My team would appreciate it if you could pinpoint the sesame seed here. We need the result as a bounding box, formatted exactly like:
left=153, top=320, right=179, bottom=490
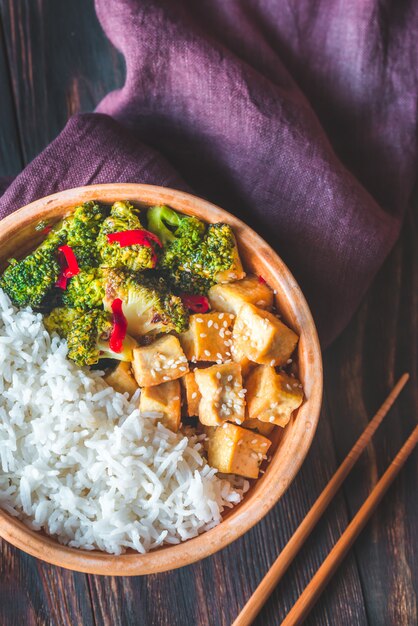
left=270, top=359, right=276, bottom=367
left=214, top=322, right=219, bottom=329
left=173, top=396, right=180, bottom=401
left=261, top=442, right=268, bottom=447
left=207, top=320, right=213, bottom=328
left=200, top=333, right=207, bottom=338
left=251, top=439, right=258, bottom=444
left=225, top=351, right=231, bottom=357
left=204, top=350, right=211, bottom=357
left=287, top=358, right=293, bottom=364
left=163, top=376, right=171, bottom=381
left=160, top=354, right=166, bottom=360
left=179, top=366, right=187, bottom=372
left=235, top=419, right=243, bottom=424
left=223, top=320, right=228, bottom=328
left=251, top=452, right=259, bottom=460
left=219, top=313, right=224, bottom=319
left=227, top=375, right=233, bottom=382
left=191, top=392, right=198, bottom=399
left=216, top=359, right=223, bottom=365
left=229, top=314, right=234, bottom=319
left=196, top=318, right=203, bottom=323
left=222, top=423, right=228, bottom=429
left=221, top=403, right=227, bottom=411
left=269, top=416, right=275, bottom=422
left=286, top=384, right=292, bottom=390
left=237, top=439, right=243, bottom=445
left=225, top=330, right=232, bottom=336
left=151, top=369, right=156, bottom=378
left=216, top=352, right=223, bottom=360
left=216, top=372, right=221, bottom=380
left=219, top=328, right=225, bottom=338
left=273, top=289, right=278, bottom=295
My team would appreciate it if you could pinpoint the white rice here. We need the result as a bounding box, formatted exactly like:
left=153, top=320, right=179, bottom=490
left=0, top=289, right=248, bottom=554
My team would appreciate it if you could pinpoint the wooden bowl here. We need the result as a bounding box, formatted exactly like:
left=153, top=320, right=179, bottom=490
left=0, top=184, right=322, bottom=575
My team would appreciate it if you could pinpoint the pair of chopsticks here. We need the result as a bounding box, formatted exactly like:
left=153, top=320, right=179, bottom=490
left=233, top=373, right=415, bottom=626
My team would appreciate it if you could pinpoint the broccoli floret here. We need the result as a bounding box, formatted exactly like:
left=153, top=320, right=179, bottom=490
left=197, top=223, right=245, bottom=283
left=44, top=307, right=136, bottom=366
left=162, top=267, right=213, bottom=295
left=147, top=205, right=244, bottom=288
left=43, top=306, right=81, bottom=338
left=103, top=268, right=189, bottom=337
left=0, top=237, right=62, bottom=308
left=62, top=267, right=105, bottom=310
left=147, top=205, right=206, bottom=247
left=0, top=202, right=107, bottom=308
left=97, top=201, right=156, bottom=271
left=61, top=201, right=106, bottom=268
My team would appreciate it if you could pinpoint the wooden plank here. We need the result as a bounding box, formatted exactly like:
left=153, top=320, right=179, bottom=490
left=0, top=13, right=22, bottom=177
left=0, top=542, right=95, bottom=626
left=324, top=202, right=418, bottom=626
left=0, top=0, right=125, bottom=164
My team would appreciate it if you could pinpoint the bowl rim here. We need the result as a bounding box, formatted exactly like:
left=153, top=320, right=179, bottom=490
left=0, top=183, right=323, bottom=575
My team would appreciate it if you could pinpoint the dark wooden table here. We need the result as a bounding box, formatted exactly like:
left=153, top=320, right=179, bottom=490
left=0, top=2, right=416, bottom=625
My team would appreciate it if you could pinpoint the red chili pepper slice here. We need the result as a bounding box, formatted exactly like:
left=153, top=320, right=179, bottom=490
left=258, top=275, right=266, bottom=284
left=55, top=245, right=80, bottom=289
left=107, top=229, right=162, bottom=268
left=106, top=229, right=162, bottom=248
left=42, top=226, right=52, bottom=235
left=181, top=294, right=210, bottom=313
left=109, top=298, right=128, bottom=353
left=55, top=274, right=69, bottom=290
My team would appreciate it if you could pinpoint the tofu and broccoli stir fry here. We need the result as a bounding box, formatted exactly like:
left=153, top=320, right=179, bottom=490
left=0, top=200, right=304, bottom=480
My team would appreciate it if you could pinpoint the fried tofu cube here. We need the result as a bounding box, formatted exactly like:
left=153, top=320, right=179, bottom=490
left=139, top=380, right=181, bottom=432
left=246, top=366, right=303, bottom=427
left=208, top=275, right=274, bottom=315
left=181, top=371, right=201, bottom=416
left=233, top=303, right=298, bottom=366
left=179, top=312, right=235, bottom=362
left=241, top=418, right=275, bottom=436
left=104, top=362, right=139, bottom=397
left=132, top=335, right=189, bottom=387
left=194, top=362, right=245, bottom=426
left=207, top=422, right=271, bottom=479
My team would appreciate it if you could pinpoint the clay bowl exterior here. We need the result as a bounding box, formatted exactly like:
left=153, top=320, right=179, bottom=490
left=0, top=184, right=322, bottom=575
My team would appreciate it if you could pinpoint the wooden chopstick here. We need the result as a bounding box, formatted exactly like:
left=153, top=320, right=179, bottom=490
left=282, top=423, right=418, bottom=626
left=232, top=373, right=409, bottom=626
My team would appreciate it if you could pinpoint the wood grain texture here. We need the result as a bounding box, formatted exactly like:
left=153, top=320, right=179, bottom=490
left=0, top=12, right=22, bottom=177
left=0, top=0, right=125, bottom=164
left=0, top=0, right=417, bottom=624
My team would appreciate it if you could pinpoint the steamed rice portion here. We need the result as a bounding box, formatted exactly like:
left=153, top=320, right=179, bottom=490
left=0, top=289, right=248, bottom=554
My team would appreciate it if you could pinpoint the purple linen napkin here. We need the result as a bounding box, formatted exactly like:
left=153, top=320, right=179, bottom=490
left=1, top=0, right=417, bottom=346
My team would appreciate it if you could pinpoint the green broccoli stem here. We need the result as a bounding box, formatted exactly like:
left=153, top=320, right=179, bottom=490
left=147, top=205, right=181, bottom=245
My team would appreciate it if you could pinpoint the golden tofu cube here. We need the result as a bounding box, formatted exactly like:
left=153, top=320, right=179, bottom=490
left=207, top=422, right=271, bottom=479
left=139, top=380, right=181, bottom=432
left=241, top=418, right=275, bottom=436
left=104, top=362, right=139, bottom=397
left=194, top=362, right=245, bottom=426
left=181, top=371, right=201, bottom=416
left=179, top=312, right=235, bottom=362
left=232, top=303, right=298, bottom=366
left=208, top=275, right=273, bottom=315
left=246, top=366, right=303, bottom=427
left=132, top=335, right=189, bottom=387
